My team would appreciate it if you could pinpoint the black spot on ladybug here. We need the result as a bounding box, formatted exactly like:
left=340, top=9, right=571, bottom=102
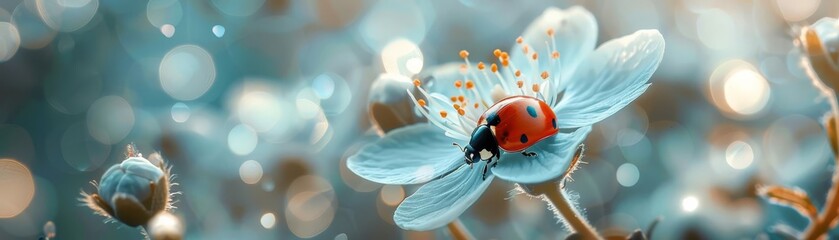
left=552, top=118, right=556, bottom=129
left=526, top=106, right=537, bottom=118
left=520, top=134, right=528, bottom=143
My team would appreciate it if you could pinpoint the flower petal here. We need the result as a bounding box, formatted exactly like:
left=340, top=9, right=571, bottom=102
left=553, top=30, right=664, bottom=129
left=491, top=126, right=591, bottom=184
left=394, top=163, right=493, bottom=230
left=509, top=6, right=598, bottom=83
left=347, top=124, right=465, bottom=185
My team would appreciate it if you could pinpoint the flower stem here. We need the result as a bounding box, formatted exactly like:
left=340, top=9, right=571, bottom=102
left=447, top=219, right=475, bottom=240
left=800, top=50, right=839, bottom=240
left=539, top=183, right=601, bottom=240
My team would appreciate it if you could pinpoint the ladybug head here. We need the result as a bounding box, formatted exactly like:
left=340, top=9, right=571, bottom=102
left=454, top=125, right=499, bottom=165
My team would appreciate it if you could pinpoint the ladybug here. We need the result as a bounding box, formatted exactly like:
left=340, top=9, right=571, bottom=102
left=453, top=96, right=559, bottom=179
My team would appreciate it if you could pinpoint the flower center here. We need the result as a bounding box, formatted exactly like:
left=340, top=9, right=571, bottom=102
left=406, top=28, right=563, bottom=140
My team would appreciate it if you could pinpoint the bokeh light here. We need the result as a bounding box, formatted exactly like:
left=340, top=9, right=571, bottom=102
left=160, top=24, right=174, bottom=38
left=681, top=195, right=699, bottom=213
left=239, top=160, right=263, bottom=185
left=260, top=212, right=276, bottom=229
left=159, top=45, right=216, bottom=100
left=0, top=22, right=20, bottom=62
left=379, top=185, right=405, bottom=206
left=0, top=159, right=34, bottom=218
left=170, top=102, right=190, bottom=123
left=146, top=0, right=182, bottom=28
left=228, top=124, right=258, bottom=156
left=724, top=140, right=754, bottom=170
left=212, top=25, right=225, bottom=38
left=34, top=0, right=99, bottom=32
left=86, top=96, right=135, bottom=145
left=616, top=163, right=640, bottom=187
left=709, top=60, right=771, bottom=118
left=776, top=0, right=820, bottom=22
left=381, top=39, right=423, bottom=76
left=285, top=175, right=336, bottom=239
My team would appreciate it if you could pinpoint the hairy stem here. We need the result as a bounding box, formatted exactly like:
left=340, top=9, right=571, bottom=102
left=801, top=49, right=839, bottom=240
left=447, top=219, right=475, bottom=240
left=141, top=224, right=151, bottom=240
left=540, top=184, right=601, bottom=240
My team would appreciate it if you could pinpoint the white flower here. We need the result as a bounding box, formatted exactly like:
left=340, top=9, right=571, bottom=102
left=349, top=6, right=665, bottom=230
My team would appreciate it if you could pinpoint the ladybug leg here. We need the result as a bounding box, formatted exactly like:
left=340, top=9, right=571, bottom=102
left=490, top=149, right=501, bottom=168
left=522, top=151, right=538, bottom=157
left=482, top=162, right=492, bottom=180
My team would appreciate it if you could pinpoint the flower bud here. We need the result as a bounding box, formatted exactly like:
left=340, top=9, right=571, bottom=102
left=368, top=74, right=423, bottom=136
left=82, top=145, right=172, bottom=227
left=801, top=18, right=839, bottom=90
left=42, top=221, right=55, bottom=239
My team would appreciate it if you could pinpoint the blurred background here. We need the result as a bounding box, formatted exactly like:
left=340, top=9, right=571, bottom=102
left=0, top=0, right=837, bottom=239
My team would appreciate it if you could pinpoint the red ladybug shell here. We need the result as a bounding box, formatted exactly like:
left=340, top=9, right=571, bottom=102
left=478, top=96, right=559, bottom=152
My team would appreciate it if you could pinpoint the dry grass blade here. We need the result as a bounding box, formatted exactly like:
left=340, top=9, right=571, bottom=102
left=825, top=114, right=839, bottom=156
left=758, top=185, right=818, bottom=222
left=801, top=27, right=839, bottom=90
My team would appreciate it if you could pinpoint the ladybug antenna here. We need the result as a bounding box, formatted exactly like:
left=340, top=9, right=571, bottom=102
left=452, top=143, right=466, bottom=152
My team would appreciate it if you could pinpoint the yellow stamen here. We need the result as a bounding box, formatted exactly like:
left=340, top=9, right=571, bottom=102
left=453, top=104, right=461, bottom=110
left=517, top=80, right=524, bottom=88
left=493, top=49, right=501, bottom=57
left=477, top=62, right=485, bottom=70
left=451, top=96, right=458, bottom=102
left=457, top=108, right=466, bottom=116
left=465, top=80, right=475, bottom=89
left=523, top=46, right=529, bottom=54
left=474, top=103, right=479, bottom=109
left=454, top=80, right=463, bottom=88
left=516, top=36, right=523, bottom=44
left=532, top=84, right=540, bottom=92
left=459, top=50, right=469, bottom=59
left=502, top=59, right=509, bottom=67
left=541, top=71, right=549, bottom=80
left=500, top=52, right=509, bottom=60
left=440, top=111, right=448, bottom=118
left=490, top=63, right=498, bottom=73
left=413, top=79, right=421, bottom=87
left=547, top=28, right=555, bottom=37
left=552, top=51, right=560, bottom=59
left=531, top=53, right=538, bottom=60
left=515, top=70, right=521, bottom=77
left=458, top=95, right=465, bottom=102
left=417, top=99, right=426, bottom=107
